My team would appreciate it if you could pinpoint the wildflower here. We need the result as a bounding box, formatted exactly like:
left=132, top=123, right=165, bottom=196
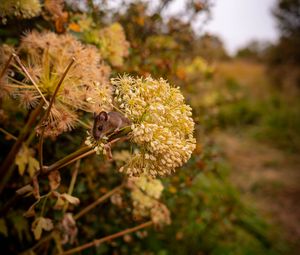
left=98, top=23, right=130, bottom=67
left=111, top=75, right=196, bottom=177
left=128, top=176, right=170, bottom=227
left=71, top=18, right=130, bottom=67
left=0, top=0, right=41, bottom=23
left=85, top=132, right=106, bottom=155
left=7, top=31, right=112, bottom=137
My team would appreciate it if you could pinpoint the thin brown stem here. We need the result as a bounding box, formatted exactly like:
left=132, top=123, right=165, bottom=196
left=74, top=184, right=124, bottom=220
left=58, top=150, right=95, bottom=170
left=38, top=58, right=75, bottom=171
left=63, top=160, right=80, bottom=213
left=0, top=53, right=13, bottom=80
left=60, top=221, right=153, bottom=255
left=20, top=232, right=54, bottom=255
left=42, top=146, right=93, bottom=175
left=0, top=128, right=17, bottom=140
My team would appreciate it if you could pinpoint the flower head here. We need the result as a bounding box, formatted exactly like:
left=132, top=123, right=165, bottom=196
left=128, top=176, right=170, bottom=226
left=7, top=31, right=112, bottom=137
left=113, top=75, right=196, bottom=177
left=0, top=0, right=41, bottom=23
left=98, top=23, right=130, bottom=67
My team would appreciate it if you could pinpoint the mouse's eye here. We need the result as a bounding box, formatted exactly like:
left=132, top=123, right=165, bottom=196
left=98, top=126, right=103, bottom=131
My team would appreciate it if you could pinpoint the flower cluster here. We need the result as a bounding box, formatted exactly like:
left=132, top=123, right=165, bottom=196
left=70, top=17, right=130, bottom=68
left=113, top=75, right=196, bottom=177
left=98, top=23, right=130, bottom=67
left=7, top=31, right=112, bottom=137
left=128, top=176, right=171, bottom=227
left=0, top=0, right=41, bottom=23
left=85, top=132, right=107, bottom=155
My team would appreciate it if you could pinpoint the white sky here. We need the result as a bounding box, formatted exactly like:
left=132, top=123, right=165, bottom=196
left=202, top=0, right=279, bottom=54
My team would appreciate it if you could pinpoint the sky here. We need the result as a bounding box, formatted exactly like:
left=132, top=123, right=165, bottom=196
left=202, top=0, right=279, bottom=54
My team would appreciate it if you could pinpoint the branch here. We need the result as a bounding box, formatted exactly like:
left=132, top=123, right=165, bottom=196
left=74, top=184, right=124, bottom=220
left=38, top=57, right=76, bottom=171
left=0, top=53, right=13, bottom=80
left=60, top=221, right=153, bottom=255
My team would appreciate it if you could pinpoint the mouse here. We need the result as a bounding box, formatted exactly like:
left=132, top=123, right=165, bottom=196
left=92, top=111, right=131, bottom=141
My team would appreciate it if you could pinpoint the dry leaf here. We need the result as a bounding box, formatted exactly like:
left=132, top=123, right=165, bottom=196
left=54, top=196, right=65, bottom=210
left=24, top=205, right=36, bottom=218
left=60, top=193, right=80, bottom=205
left=48, top=170, right=61, bottom=190
left=31, top=217, right=53, bottom=240
left=15, top=144, right=39, bottom=177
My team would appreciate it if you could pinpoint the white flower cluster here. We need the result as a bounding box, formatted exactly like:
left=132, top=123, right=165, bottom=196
left=128, top=176, right=170, bottom=226
left=85, top=132, right=107, bottom=155
left=112, top=75, right=196, bottom=177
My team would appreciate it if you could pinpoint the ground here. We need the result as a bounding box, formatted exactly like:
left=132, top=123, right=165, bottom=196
left=215, top=131, right=300, bottom=254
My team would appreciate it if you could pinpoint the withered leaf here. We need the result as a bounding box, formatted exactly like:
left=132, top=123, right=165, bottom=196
left=15, top=144, right=39, bottom=177
left=48, top=170, right=61, bottom=190
left=60, top=193, right=80, bottom=205
left=31, top=217, right=53, bottom=240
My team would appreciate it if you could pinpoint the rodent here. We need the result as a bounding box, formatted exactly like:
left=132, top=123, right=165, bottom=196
left=92, top=111, right=131, bottom=140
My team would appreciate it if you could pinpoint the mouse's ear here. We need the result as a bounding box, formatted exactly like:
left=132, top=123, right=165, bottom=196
left=99, top=111, right=108, bottom=121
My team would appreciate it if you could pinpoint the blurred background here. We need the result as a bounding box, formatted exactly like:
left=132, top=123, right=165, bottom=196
left=0, top=0, right=299, bottom=254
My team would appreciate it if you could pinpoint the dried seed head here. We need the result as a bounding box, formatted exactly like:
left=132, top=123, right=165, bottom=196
left=7, top=31, right=113, bottom=136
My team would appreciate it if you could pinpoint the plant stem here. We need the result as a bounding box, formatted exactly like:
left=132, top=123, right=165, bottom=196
left=42, top=146, right=93, bottom=175
left=74, top=184, right=124, bottom=220
left=63, top=160, right=80, bottom=213
left=20, top=232, right=54, bottom=255
left=0, top=100, right=44, bottom=194
left=0, top=53, right=13, bottom=80
left=0, top=128, right=17, bottom=140
left=60, top=221, right=153, bottom=255
left=38, top=58, right=75, bottom=171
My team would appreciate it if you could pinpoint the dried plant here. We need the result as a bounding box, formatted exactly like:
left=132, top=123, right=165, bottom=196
left=7, top=31, right=112, bottom=136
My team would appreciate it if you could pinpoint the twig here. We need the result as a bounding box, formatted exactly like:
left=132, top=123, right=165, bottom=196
left=42, top=146, right=93, bottom=175
left=20, top=232, right=54, bottom=255
left=12, top=53, right=49, bottom=106
left=74, top=184, right=124, bottom=220
left=60, top=221, right=153, bottom=255
left=0, top=128, right=17, bottom=140
left=0, top=53, right=13, bottom=80
left=38, top=58, right=75, bottom=171
left=63, top=160, right=80, bottom=213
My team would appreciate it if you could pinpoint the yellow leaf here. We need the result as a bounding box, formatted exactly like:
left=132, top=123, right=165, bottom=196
left=28, top=157, right=39, bottom=177
left=48, top=170, right=61, bottom=190
left=15, top=145, right=29, bottom=176
left=0, top=218, right=8, bottom=237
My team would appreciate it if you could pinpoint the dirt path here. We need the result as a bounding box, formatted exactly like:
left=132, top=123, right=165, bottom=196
left=215, top=132, right=300, bottom=253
